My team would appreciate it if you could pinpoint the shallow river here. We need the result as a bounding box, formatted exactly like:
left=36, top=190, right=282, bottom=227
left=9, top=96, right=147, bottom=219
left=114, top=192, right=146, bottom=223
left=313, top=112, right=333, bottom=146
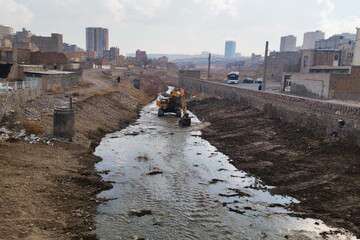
left=95, top=101, right=357, bottom=240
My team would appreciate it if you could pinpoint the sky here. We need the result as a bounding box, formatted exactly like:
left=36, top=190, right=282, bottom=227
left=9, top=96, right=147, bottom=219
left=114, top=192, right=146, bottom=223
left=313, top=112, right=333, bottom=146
left=1, top=0, right=360, bottom=55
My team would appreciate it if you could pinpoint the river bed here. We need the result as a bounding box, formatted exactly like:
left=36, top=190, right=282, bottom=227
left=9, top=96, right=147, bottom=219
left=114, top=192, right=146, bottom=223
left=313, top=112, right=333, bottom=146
left=95, top=101, right=357, bottom=240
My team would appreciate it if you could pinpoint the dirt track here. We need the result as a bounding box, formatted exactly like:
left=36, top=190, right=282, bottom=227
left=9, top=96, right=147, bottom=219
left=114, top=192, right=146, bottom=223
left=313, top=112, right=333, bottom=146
left=190, top=97, right=360, bottom=237
left=0, top=69, right=166, bottom=239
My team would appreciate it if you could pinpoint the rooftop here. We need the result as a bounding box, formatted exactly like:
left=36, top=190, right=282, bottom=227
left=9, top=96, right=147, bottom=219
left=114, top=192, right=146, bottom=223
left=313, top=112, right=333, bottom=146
left=24, top=70, right=74, bottom=75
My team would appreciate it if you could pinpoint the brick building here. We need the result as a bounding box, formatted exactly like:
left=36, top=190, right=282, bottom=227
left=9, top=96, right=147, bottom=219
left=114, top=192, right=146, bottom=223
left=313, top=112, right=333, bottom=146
left=31, top=33, right=63, bottom=53
left=300, top=49, right=343, bottom=73
left=284, top=66, right=360, bottom=101
left=12, top=28, right=35, bottom=50
left=65, top=52, right=87, bottom=63
left=30, top=52, right=68, bottom=69
left=136, top=49, right=148, bottom=64
left=0, top=48, right=31, bottom=64
left=104, top=47, right=120, bottom=62
left=267, top=51, right=301, bottom=81
left=0, top=25, right=13, bottom=42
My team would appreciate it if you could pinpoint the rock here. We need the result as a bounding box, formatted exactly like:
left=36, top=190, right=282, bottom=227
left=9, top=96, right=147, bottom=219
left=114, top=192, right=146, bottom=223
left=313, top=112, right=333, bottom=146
left=137, top=155, right=149, bottom=161
left=219, top=188, right=250, bottom=198
left=146, top=167, right=163, bottom=176
left=124, top=132, right=139, bottom=136
left=268, top=203, right=284, bottom=208
left=227, top=188, right=251, bottom=197
left=133, top=236, right=146, bottom=240
left=81, top=230, right=97, bottom=240
left=219, top=193, right=242, bottom=198
left=228, top=208, right=245, bottom=215
left=129, top=209, right=153, bottom=217
left=218, top=168, right=228, bottom=172
left=209, top=178, right=225, bottom=184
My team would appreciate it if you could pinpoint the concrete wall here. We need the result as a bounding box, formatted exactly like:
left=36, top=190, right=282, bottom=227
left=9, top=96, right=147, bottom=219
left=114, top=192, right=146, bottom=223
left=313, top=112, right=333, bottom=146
left=179, top=76, right=360, bottom=145
left=0, top=73, right=79, bottom=120
left=41, top=73, right=80, bottom=92
left=0, top=80, right=42, bottom=119
left=289, top=73, right=331, bottom=98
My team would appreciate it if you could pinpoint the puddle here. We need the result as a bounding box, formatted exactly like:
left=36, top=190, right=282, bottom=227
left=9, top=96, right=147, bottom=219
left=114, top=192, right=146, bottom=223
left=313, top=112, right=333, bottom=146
left=95, top=101, right=357, bottom=240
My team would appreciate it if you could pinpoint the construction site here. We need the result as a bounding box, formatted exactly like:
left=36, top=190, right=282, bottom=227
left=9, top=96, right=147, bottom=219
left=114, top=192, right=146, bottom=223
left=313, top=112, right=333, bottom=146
left=2, top=9, right=360, bottom=239
left=1, top=63, right=360, bottom=240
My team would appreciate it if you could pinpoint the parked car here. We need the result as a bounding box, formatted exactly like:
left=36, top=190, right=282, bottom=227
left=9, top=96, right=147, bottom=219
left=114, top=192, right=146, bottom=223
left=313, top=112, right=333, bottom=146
left=242, top=77, right=254, bottom=84
left=0, top=84, right=14, bottom=93
left=225, top=72, right=240, bottom=84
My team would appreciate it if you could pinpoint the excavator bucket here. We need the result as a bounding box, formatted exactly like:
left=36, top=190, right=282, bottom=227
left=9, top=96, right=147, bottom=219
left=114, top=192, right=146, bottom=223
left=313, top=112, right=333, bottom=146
left=179, top=114, right=191, bottom=127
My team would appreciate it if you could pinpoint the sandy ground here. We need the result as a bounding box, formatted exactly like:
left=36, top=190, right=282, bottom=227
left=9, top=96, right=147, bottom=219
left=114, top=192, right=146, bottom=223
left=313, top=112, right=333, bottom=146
left=189, top=97, right=360, bottom=238
left=0, top=69, right=168, bottom=239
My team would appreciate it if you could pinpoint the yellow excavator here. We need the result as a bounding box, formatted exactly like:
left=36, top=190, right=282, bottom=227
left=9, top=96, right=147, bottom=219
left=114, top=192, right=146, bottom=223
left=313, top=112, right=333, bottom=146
left=156, top=88, right=191, bottom=127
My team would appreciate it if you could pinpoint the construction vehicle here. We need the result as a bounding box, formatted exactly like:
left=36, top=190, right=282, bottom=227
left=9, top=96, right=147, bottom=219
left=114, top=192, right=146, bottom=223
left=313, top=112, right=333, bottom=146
left=156, top=88, right=191, bottom=127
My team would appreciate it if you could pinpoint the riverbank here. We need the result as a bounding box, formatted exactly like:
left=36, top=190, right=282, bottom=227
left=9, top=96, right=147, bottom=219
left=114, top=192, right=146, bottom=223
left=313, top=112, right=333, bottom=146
left=0, top=70, right=165, bottom=239
left=189, top=97, right=360, bottom=238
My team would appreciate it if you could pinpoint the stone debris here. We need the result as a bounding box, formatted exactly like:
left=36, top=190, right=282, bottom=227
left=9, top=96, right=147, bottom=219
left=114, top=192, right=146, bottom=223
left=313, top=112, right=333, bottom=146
left=209, top=178, right=226, bottom=184
left=146, top=167, right=163, bottom=176
left=218, top=168, right=228, bottom=172
left=137, top=155, right=150, bottom=161
left=228, top=208, right=245, bottom=215
left=227, top=188, right=251, bottom=197
left=0, top=127, right=53, bottom=145
left=129, top=209, right=153, bottom=217
left=124, top=132, right=140, bottom=136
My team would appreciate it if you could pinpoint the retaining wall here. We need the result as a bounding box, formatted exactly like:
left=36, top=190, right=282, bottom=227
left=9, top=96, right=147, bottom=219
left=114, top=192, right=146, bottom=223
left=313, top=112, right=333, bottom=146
left=179, top=77, right=360, bottom=144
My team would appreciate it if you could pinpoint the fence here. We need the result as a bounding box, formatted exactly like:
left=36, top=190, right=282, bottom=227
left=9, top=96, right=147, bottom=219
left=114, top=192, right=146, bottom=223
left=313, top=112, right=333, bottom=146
left=0, top=79, right=43, bottom=120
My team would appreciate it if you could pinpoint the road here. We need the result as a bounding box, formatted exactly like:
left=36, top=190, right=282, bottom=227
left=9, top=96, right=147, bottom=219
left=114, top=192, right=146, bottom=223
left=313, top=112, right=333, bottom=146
left=215, top=80, right=360, bottom=108
left=95, top=101, right=357, bottom=240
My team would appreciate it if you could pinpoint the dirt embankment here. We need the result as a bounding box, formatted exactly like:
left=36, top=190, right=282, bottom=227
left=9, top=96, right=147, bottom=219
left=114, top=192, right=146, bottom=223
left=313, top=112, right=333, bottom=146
left=190, top=97, right=360, bottom=237
left=0, top=69, right=166, bottom=240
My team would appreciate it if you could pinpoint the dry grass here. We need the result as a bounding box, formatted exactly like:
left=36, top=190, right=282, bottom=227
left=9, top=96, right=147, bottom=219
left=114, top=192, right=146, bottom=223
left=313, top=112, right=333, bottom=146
left=22, top=119, right=45, bottom=135
left=48, top=84, right=63, bottom=94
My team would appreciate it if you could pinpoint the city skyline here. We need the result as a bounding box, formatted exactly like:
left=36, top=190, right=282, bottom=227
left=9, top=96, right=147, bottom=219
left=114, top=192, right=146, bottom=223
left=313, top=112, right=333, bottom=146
left=1, top=0, right=360, bottom=55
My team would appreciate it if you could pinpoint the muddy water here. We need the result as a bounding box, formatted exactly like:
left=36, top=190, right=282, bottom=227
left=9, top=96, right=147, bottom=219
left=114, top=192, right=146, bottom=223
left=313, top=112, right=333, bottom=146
left=95, top=102, right=357, bottom=240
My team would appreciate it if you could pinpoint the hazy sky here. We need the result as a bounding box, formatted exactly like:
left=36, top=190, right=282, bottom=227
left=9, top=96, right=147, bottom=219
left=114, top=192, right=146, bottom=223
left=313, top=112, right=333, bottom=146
left=1, top=0, right=360, bottom=55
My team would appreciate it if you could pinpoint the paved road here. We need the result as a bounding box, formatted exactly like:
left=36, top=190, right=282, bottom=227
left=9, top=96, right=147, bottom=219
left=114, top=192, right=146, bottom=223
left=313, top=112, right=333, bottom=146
left=212, top=80, right=360, bottom=108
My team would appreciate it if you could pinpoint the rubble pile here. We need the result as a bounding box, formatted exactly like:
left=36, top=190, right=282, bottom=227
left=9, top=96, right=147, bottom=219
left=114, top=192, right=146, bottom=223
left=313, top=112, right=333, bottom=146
left=0, top=127, right=53, bottom=145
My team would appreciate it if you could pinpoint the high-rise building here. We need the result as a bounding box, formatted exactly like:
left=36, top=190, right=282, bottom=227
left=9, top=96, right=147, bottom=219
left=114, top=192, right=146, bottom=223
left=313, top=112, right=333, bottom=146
left=280, top=35, right=297, bottom=52
left=353, top=28, right=360, bottom=66
left=136, top=49, right=148, bottom=63
left=104, top=47, right=120, bottom=62
left=225, top=41, right=236, bottom=58
left=13, top=28, right=34, bottom=50
left=315, top=33, right=356, bottom=50
left=0, top=25, right=13, bottom=40
left=86, top=27, right=109, bottom=58
left=302, top=31, right=325, bottom=49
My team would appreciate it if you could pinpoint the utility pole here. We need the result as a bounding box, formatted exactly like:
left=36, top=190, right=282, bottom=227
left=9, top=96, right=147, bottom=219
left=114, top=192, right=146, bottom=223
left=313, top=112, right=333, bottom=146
left=208, top=53, right=212, bottom=80
left=263, top=41, right=269, bottom=91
